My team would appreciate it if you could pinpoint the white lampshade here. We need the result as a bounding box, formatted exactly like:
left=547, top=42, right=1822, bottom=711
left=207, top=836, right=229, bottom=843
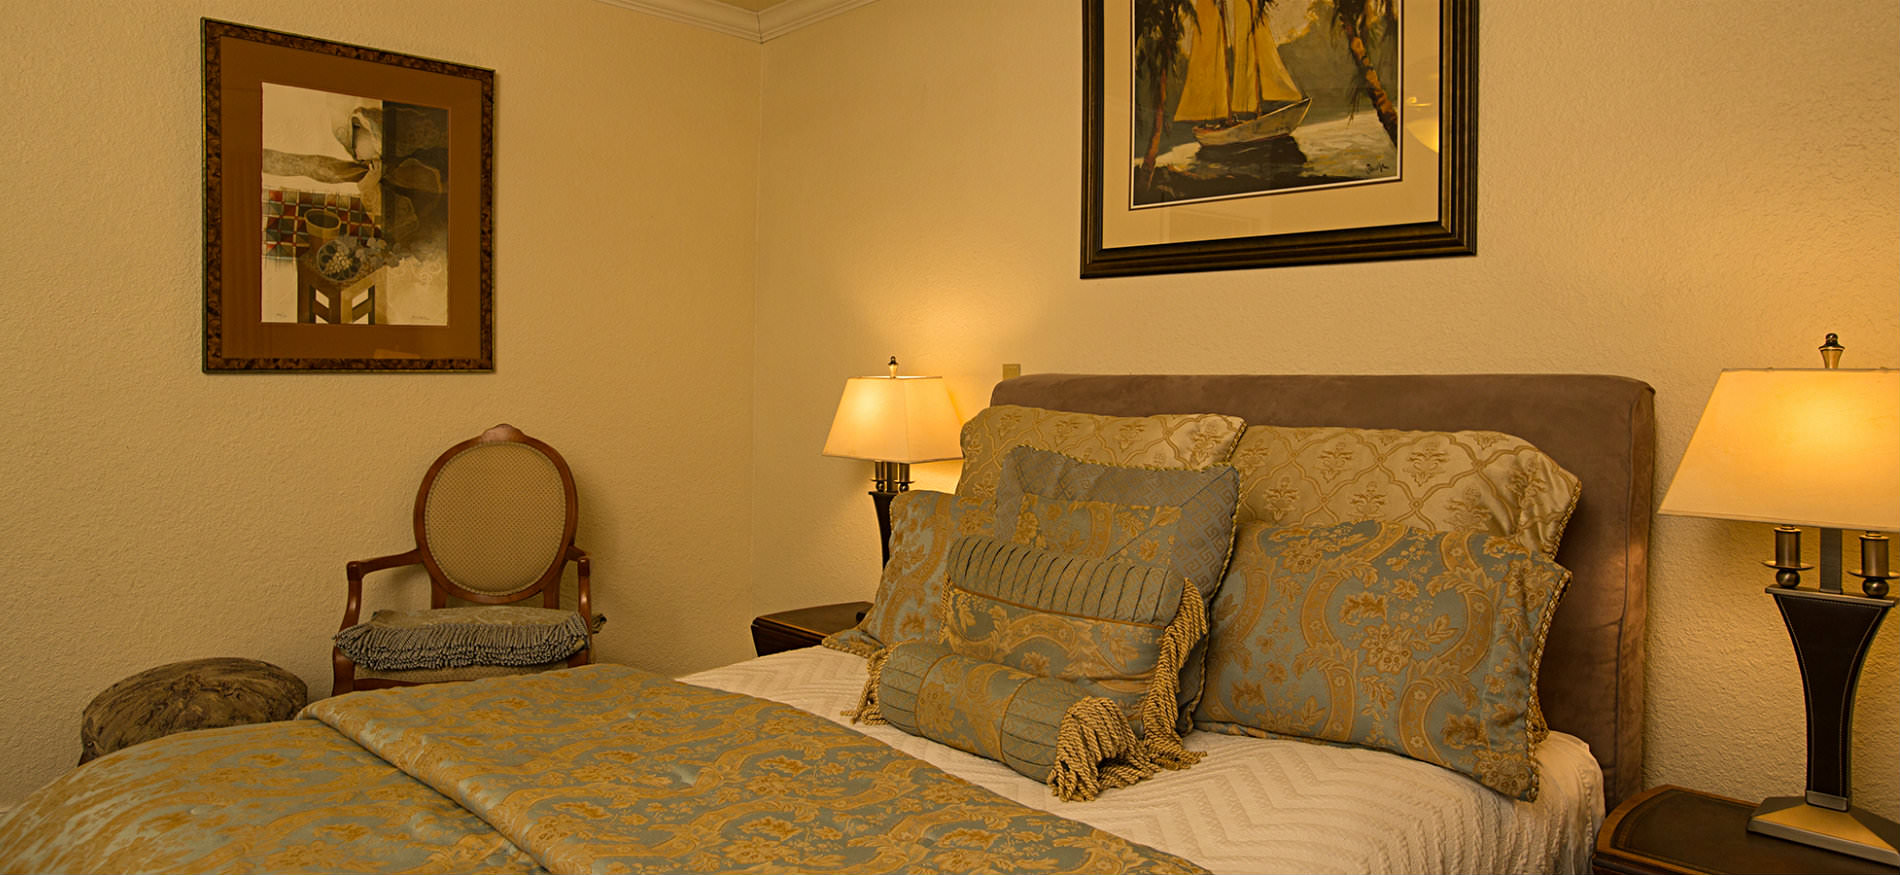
left=821, top=373, right=962, bottom=464
left=1660, top=368, right=1900, bottom=531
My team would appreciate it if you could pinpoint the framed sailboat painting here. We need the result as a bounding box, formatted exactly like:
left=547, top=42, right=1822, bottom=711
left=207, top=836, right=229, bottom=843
left=1082, top=0, right=1475, bottom=277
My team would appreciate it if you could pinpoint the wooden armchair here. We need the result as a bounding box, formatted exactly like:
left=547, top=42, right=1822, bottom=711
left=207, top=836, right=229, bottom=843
left=331, top=424, right=594, bottom=696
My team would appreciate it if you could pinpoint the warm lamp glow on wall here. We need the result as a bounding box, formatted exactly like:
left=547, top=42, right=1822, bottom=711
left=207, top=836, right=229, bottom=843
left=1659, top=334, right=1900, bottom=864
left=822, top=357, right=962, bottom=564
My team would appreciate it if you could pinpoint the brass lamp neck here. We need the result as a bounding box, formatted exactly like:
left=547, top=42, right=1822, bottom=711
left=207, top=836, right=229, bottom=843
left=872, top=460, right=911, bottom=494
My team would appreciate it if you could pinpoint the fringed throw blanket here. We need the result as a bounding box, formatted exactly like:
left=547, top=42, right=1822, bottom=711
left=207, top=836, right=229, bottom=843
left=0, top=665, right=1204, bottom=874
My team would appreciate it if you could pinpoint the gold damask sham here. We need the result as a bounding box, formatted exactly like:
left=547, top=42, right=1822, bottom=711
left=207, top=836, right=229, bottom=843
left=1193, top=520, right=1571, bottom=800
left=956, top=405, right=1245, bottom=508
left=0, top=666, right=1206, bottom=874
left=824, top=490, right=983, bottom=656
left=875, top=641, right=1167, bottom=801
left=1227, top=426, right=1581, bottom=558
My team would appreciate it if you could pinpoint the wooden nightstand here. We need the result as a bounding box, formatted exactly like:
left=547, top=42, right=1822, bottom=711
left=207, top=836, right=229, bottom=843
left=751, top=601, right=872, bottom=657
left=1595, top=785, right=1900, bottom=874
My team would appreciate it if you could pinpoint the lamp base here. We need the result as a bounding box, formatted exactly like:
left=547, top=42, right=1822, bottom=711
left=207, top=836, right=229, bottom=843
left=1750, top=796, right=1900, bottom=866
left=869, top=489, right=899, bottom=566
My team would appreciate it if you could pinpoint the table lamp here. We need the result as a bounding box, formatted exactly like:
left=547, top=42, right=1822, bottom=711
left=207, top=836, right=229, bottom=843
left=1659, top=333, right=1900, bottom=865
left=822, top=357, right=962, bottom=564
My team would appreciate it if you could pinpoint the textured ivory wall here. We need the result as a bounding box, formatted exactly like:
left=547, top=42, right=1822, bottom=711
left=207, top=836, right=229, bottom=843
left=753, top=0, right=1900, bottom=815
left=0, top=0, right=761, bottom=804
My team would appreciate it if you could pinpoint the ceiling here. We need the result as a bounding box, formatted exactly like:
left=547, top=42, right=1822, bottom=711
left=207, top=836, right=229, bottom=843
left=594, top=0, right=876, bottom=42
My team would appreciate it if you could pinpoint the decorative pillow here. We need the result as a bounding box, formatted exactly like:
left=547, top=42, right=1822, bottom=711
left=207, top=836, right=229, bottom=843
left=1193, top=519, right=1571, bottom=800
left=334, top=606, right=588, bottom=671
left=824, top=490, right=984, bottom=656
left=936, top=534, right=1204, bottom=765
left=1227, top=425, right=1581, bottom=558
left=955, top=405, right=1246, bottom=510
left=868, top=641, right=1165, bottom=801
left=992, top=446, right=1239, bottom=726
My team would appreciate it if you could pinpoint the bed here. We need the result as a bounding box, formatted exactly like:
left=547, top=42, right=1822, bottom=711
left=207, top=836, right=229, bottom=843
left=0, top=373, right=1654, bottom=875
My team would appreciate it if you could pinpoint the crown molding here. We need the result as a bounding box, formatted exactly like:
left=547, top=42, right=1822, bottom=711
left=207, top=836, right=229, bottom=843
left=756, top=0, right=879, bottom=41
left=593, top=0, right=875, bottom=42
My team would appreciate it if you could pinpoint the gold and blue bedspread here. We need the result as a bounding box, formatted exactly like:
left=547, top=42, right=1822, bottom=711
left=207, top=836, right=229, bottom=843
left=0, top=664, right=1204, bottom=874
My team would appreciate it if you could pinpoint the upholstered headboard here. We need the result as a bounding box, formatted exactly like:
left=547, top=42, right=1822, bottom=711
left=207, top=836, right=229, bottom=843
left=989, top=373, right=1655, bottom=808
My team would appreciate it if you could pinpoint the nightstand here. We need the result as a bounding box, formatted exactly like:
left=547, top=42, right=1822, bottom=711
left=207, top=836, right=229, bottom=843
left=751, top=601, right=872, bottom=657
left=1595, top=785, right=1900, bottom=874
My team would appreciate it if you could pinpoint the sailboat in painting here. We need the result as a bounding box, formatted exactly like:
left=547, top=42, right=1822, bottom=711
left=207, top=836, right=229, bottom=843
left=1174, top=0, right=1311, bottom=149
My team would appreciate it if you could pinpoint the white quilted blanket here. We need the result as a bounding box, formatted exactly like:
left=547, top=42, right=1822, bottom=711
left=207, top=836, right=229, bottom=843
left=682, top=646, right=1602, bottom=875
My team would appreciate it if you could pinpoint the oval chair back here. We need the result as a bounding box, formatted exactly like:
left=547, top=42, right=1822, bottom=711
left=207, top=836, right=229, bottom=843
left=415, top=425, right=578, bottom=606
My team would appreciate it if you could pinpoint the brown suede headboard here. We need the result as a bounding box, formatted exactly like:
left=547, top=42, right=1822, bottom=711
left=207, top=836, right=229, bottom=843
left=989, top=373, right=1655, bottom=808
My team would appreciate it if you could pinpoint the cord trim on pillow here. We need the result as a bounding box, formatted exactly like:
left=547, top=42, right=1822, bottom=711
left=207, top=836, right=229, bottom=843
left=821, top=631, right=883, bottom=658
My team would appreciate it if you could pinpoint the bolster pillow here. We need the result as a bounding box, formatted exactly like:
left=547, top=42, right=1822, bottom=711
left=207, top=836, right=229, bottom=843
left=870, top=641, right=1163, bottom=802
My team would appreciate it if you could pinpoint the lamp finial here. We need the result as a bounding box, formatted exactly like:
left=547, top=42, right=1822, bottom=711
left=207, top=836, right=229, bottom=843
left=1820, top=333, right=1843, bottom=369
left=887, top=356, right=899, bottom=378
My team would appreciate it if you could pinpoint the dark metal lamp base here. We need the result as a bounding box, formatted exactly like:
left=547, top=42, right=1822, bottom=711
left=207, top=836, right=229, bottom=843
left=1751, top=796, right=1900, bottom=866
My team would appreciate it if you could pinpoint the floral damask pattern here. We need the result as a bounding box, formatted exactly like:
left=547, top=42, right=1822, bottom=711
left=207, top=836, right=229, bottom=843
left=0, top=666, right=1205, bottom=874
left=1012, top=493, right=1181, bottom=563
left=990, top=447, right=1239, bottom=727
left=825, top=490, right=981, bottom=656
left=1226, top=426, right=1581, bottom=558
left=1193, top=520, right=1571, bottom=800
left=956, top=405, right=1245, bottom=508
left=881, top=642, right=1092, bottom=782
left=942, top=535, right=1189, bottom=740
left=0, top=721, right=541, bottom=874
left=992, top=447, right=1239, bottom=612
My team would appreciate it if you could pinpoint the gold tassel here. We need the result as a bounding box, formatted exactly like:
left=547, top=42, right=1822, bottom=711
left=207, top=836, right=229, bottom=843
left=1050, top=697, right=1161, bottom=802
left=848, top=648, right=891, bottom=725
left=1134, top=577, right=1207, bottom=770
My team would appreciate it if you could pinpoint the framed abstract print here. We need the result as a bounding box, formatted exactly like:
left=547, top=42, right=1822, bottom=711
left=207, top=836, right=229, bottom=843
left=1082, top=0, right=1475, bottom=278
left=202, top=19, right=494, bottom=372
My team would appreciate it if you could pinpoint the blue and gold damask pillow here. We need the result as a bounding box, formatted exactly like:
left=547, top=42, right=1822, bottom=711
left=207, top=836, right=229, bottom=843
left=935, top=535, right=1204, bottom=768
left=824, top=490, right=984, bottom=656
left=992, top=446, right=1239, bottom=724
left=955, top=405, right=1246, bottom=510
left=1193, top=519, right=1571, bottom=800
left=871, top=641, right=1168, bottom=801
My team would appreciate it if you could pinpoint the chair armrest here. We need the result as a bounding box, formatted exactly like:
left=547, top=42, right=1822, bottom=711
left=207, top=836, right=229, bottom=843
left=350, top=549, right=425, bottom=579
left=340, top=549, right=424, bottom=632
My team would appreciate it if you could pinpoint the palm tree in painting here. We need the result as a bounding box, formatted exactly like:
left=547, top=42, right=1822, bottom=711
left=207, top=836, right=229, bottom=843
left=1134, top=0, right=1197, bottom=185
left=1330, top=0, right=1399, bottom=143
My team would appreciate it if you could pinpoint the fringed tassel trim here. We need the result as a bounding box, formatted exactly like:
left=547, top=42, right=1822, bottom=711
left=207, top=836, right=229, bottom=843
left=848, top=648, right=891, bottom=725
left=1135, top=577, right=1207, bottom=771
left=1050, top=696, right=1161, bottom=802
left=820, top=632, right=884, bottom=659
left=334, top=612, right=589, bottom=671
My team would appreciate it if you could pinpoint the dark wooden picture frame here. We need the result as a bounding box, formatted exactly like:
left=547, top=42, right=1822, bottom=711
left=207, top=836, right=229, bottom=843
left=1082, top=0, right=1476, bottom=278
left=203, top=19, right=494, bottom=372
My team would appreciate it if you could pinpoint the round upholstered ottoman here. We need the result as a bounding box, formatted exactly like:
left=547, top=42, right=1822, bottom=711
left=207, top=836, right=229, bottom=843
left=79, top=657, right=307, bottom=764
